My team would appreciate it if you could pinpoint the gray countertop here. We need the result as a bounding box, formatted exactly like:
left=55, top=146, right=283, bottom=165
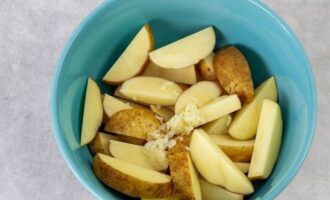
left=0, top=0, right=329, bottom=199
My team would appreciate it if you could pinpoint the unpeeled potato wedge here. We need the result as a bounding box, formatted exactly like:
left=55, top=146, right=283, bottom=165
left=209, top=134, right=254, bottom=162
left=103, top=24, right=154, bottom=84
left=104, top=108, right=161, bottom=140
left=189, top=129, right=254, bottom=195
left=197, top=52, right=217, bottom=81
left=248, top=99, right=283, bottom=180
left=119, top=76, right=183, bottom=105
left=89, top=132, right=120, bottom=155
left=213, top=46, right=254, bottom=103
left=175, top=81, right=221, bottom=114
left=234, top=162, right=250, bottom=174
left=142, top=61, right=197, bottom=85
left=149, top=27, right=216, bottom=69
left=93, top=153, right=173, bottom=198
left=80, top=78, right=103, bottom=146
left=168, top=136, right=202, bottom=200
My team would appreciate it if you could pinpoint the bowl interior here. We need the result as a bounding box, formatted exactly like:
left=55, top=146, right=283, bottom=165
left=51, top=0, right=316, bottom=199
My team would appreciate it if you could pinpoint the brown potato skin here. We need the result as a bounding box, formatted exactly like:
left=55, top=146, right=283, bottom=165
left=116, top=134, right=146, bottom=145
left=104, top=108, right=161, bottom=140
left=197, top=60, right=217, bottom=81
left=93, top=154, right=173, bottom=198
left=89, top=134, right=106, bottom=155
left=168, top=136, right=199, bottom=200
left=220, top=145, right=253, bottom=162
left=214, top=46, right=254, bottom=103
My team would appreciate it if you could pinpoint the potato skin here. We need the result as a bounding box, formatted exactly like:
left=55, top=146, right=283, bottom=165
left=214, top=46, right=254, bottom=103
left=198, top=60, right=217, bottom=81
left=168, top=136, right=201, bottom=200
left=88, top=134, right=105, bottom=155
left=104, top=108, right=161, bottom=140
left=93, top=154, right=173, bottom=198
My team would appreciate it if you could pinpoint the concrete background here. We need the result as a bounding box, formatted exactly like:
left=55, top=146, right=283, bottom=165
left=0, top=0, right=329, bottom=199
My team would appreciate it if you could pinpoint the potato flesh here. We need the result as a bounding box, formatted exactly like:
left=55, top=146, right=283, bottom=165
left=248, top=99, right=283, bottom=179
left=80, top=78, right=103, bottom=146
left=149, top=27, right=215, bottom=69
left=119, top=76, right=183, bottom=105
left=102, top=25, right=153, bottom=84
left=189, top=129, right=254, bottom=195
left=234, top=162, right=250, bottom=174
left=201, top=115, right=232, bottom=135
left=142, top=62, right=197, bottom=85
left=175, top=81, right=221, bottom=114
left=197, top=52, right=217, bottom=81
left=103, top=94, right=144, bottom=118
left=150, top=105, right=174, bottom=121
left=109, top=140, right=156, bottom=170
left=89, top=132, right=120, bottom=155
left=229, top=77, right=278, bottom=140
left=199, top=178, right=243, bottom=200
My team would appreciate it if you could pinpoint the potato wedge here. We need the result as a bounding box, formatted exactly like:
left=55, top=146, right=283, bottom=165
left=80, top=78, right=103, bottom=146
left=214, top=46, right=254, bottom=103
left=234, top=162, right=250, bottom=174
left=199, top=178, right=243, bottom=200
left=149, top=27, right=215, bottom=69
left=229, top=77, right=278, bottom=140
left=168, top=136, right=202, bottom=200
left=103, top=94, right=144, bottom=118
left=93, top=153, right=173, bottom=198
left=105, top=108, right=161, bottom=140
left=141, top=195, right=181, bottom=200
left=119, top=76, right=183, bottom=105
left=209, top=135, right=254, bottom=162
left=175, top=81, right=221, bottom=113
left=150, top=105, right=174, bottom=121
left=102, top=24, right=154, bottom=84
left=197, top=52, right=216, bottom=81
left=189, top=129, right=253, bottom=195
left=142, top=61, right=197, bottom=85
left=109, top=140, right=156, bottom=170
left=248, top=99, right=283, bottom=180
left=89, top=132, right=120, bottom=155
left=116, top=134, right=146, bottom=145
left=200, top=115, right=232, bottom=135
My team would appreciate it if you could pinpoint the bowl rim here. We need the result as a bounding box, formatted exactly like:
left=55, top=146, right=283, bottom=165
left=50, top=0, right=317, bottom=199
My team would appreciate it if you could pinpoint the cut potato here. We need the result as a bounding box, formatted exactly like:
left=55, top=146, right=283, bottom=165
left=103, top=24, right=154, bottom=84
left=109, top=140, right=156, bottom=170
left=93, top=153, right=173, bottom=198
left=197, top=52, right=216, bottom=81
left=150, top=105, right=174, bottom=121
left=175, top=81, right=221, bottom=114
left=80, top=78, right=103, bottom=146
left=199, top=178, right=243, bottom=200
left=229, top=77, right=278, bottom=140
left=149, top=27, right=215, bottom=69
left=235, top=162, right=250, bottom=174
left=119, top=76, right=183, bottom=105
left=168, top=136, right=202, bottom=200
left=105, top=108, right=161, bottom=140
left=189, top=129, right=253, bottom=195
left=209, top=135, right=254, bottom=162
left=199, top=95, right=241, bottom=125
left=116, top=134, right=146, bottom=145
left=103, top=94, right=144, bottom=118
left=141, top=195, right=181, bottom=200
left=142, top=61, right=197, bottom=85
left=201, top=115, right=232, bottom=135
left=248, top=99, right=283, bottom=179
left=89, top=132, right=120, bottom=155
left=214, top=46, right=254, bottom=103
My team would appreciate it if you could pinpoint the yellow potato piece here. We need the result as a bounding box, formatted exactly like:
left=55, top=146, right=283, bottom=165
left=213, top=46, right=254, bottom=103
left=103, top=94, right=144, bottom=118
left=197, top=52, right=217, bottom=81
left=103, top=24, right=154, bottom=84
left=89, top=132, right=120, bottom=155
left=93, top=154, right=173, bottom=198
left=199, top=178, right=243, bottom=200
left=201, top=115, right=232, bottom=135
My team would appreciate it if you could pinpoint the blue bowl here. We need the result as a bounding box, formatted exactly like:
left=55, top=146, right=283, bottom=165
left=51, top=0, right=317, bottom=199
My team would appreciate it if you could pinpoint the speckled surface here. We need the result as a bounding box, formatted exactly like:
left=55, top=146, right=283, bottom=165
left=0, top=0, right=329, bottom=199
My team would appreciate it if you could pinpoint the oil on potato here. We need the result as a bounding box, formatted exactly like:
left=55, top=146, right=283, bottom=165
left=104, top=108, right=161, bottom=140
left=213, top=46, right=254, bottom=103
